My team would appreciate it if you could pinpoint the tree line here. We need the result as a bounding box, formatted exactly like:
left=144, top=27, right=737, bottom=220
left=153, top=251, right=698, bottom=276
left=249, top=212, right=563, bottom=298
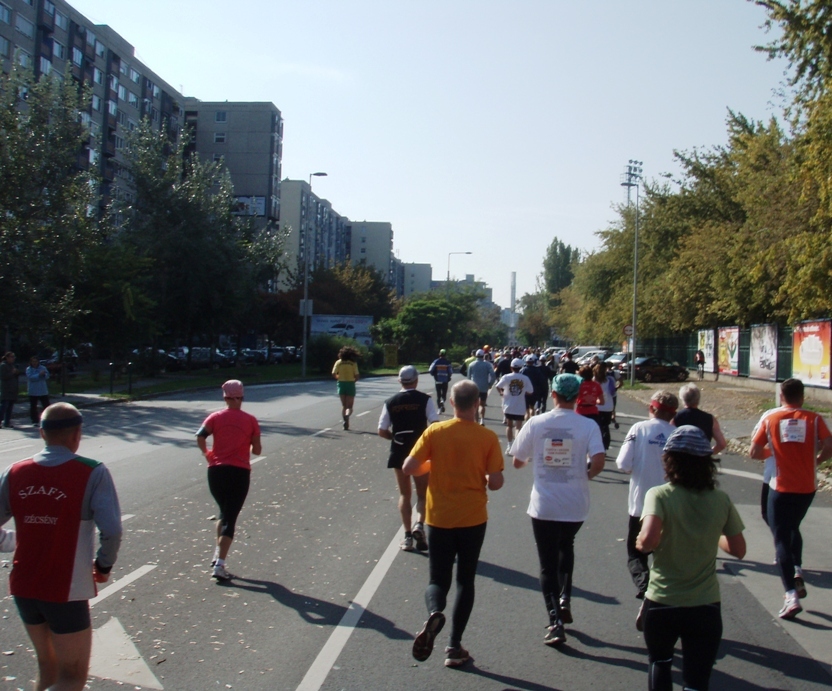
left=518, top=1, right=832, bottom=347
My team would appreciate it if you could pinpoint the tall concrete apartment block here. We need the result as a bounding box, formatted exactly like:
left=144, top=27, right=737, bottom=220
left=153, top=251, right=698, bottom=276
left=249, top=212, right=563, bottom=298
left=279, top=179, right=349, bottom=283
left=0, top=0, right=183, bottom=214
left=183, top=99, right=283, bottom=226
left=403, top=263, right=432, bottom=297
left=347, top=221, right=394, bottom=283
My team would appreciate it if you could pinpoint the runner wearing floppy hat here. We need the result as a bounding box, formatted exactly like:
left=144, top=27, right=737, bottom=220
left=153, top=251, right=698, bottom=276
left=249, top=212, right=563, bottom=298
left=378, top=366, right=439, bottom=551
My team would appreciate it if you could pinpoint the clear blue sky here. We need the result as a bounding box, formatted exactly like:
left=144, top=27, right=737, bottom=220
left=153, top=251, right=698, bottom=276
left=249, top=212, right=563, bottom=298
left=71, top=0, right=786, bottom=309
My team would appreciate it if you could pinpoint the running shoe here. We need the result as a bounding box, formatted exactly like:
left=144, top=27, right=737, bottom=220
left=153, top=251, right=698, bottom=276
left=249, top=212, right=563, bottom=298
left=559, top=598, right=573, bottom=625
left=412, top=523, right=428, bottom=552
left=212, top=564, right=233, bottom=581
left=779, top=594, right=802, bottom=620
left=443, top=645, right=470, bottom=667
left=439, top=403, right=445, bottom=413
left=400, top=535, right=415, bottom=552
left=794, top=575, right=807, bottom=600
left=412, top=611, right=445, bottom=661
left=544, top=622, right=566, bottom=647
left=343, top=417, right=349, bottom=431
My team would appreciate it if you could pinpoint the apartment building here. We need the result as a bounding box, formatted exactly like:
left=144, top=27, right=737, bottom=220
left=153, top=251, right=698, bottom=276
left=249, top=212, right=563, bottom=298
left=183, top=99, right=283, bottom=227
left=402, top=262, right=432, bottom=297
left=0, top=0, right=183, bottom=214
left=347, top=220, right=394, bottom=283
left=279, top=179, right=349, bottom=283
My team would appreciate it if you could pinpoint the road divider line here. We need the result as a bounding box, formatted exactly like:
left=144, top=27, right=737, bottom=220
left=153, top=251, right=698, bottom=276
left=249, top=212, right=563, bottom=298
left=0, top=444, right=36, bottom=454
left=312, top=428, right=331, bottom=437
left=296, top=526, right=405, bottom=691
left=121, top=514, right=135, bottom=522
left=251, top=455, right=266, bottom=465
left=719, top=467, right=763, bottom=481
left=357, top=411, right=371, bottom=417
left=90, top=564, right=157, bottom=607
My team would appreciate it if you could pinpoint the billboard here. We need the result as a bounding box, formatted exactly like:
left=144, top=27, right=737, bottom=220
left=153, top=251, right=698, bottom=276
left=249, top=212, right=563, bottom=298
left=310, top=314, right=374, bottom=347
left=792, top=320, right=832, bottom=388
left=749, top=324, right=778, bottom=381
left=718, top=326, right=739, bottom=376
left=697, top=329, right=716, bottom=373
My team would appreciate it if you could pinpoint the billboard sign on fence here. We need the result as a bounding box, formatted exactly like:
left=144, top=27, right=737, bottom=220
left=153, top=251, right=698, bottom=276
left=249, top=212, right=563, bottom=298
left=792, top=320, right=831, bottom=388
left=749, top=324, right=778, bottom=381
left=697, top=330, right=716, bottom=373
left=310, top=315, right=374, bottom=347
left=718, top=327, right=740, bottom=376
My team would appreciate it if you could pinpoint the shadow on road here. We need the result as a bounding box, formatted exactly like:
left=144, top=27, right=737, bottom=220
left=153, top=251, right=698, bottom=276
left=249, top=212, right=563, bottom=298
left=220, top=576, right=412, bottom=640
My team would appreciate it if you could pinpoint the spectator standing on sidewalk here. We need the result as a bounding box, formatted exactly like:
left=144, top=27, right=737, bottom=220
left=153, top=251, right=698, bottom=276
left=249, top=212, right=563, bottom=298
left=404, top=380, right=504, bottom=668
left=749, top=378, right=832, bottom=619
left=26, top=356, right=50, bottom=426
left=378, top=365, right=439, bottom=552
left=0, top=352, right=21, bottom=429
left=694, top=349, right=706, bottom=381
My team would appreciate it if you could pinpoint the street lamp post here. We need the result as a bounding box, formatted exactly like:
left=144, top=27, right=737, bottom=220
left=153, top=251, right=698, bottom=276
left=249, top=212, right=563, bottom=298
left=621, top=160, right=643, bottom=387
left=446, top=251, right=473, bottom=286
left=302, top=172, right=328, bottom=378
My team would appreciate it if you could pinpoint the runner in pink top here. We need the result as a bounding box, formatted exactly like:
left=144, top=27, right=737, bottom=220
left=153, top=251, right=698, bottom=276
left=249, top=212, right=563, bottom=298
left=197, top=380, right=261, bottom=581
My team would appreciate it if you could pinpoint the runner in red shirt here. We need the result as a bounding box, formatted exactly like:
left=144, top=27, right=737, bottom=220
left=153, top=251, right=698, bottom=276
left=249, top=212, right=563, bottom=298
left=749, top=378, right=832, bottom=619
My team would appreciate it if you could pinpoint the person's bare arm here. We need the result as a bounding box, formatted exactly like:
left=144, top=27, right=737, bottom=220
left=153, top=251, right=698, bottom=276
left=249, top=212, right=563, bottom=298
left=251, top=434, right=262, bottom=456
left=818, top=436, right=832, bottom=464
left=748, top=441, right=769, bottom=460
left=711, top=418, right=727, bottom=455
left=636, top=514, right=662, bottom=553
left=378, top=429, right=393, bottom=440
left=513, top=457, right=527, bottom=469
left=487, top=471, right=504, bottom=491
left=587, top=452, right=605, bottom=479
left=402, top=455, right=430, bottom=476
left=719, top=533, right=746, bottom=559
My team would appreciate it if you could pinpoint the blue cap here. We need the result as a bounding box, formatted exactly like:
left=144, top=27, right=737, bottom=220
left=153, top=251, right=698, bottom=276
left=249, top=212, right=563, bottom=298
left=664, top=425, right=712, bottom=457
left=553, top=373, right=582, bottom=401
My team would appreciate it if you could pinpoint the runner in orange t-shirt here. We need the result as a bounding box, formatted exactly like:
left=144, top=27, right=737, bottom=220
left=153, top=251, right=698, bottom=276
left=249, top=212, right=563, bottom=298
left=749, top=378, right=832, bottom=619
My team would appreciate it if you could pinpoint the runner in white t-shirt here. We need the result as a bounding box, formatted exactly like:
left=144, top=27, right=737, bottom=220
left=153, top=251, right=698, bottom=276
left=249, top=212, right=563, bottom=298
left=511, top=373, right=605, bottom=647
left=614, top=390, right=677, bottom=601
left=496, top=359, right=533, bottom=454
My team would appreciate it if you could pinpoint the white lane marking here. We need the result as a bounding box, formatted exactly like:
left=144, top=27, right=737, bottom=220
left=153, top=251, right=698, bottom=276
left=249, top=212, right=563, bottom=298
left=312, top=428, right=332, bottom=437
left=719, top=467, right=763, bottom=481
left=89, top=617, right=164, bottom=689
left=0, top=444, right=36, bottom=454
left=616, top=413, right=647, bottom=420
left=296, top=526, right=405, bottom=691
left=357, top=411, right=371, bottom=417
left=251, top=455, right=266, bottom=465
left=90, top=564, right=157, bottom=607
left=121, top=514, right=135, bottom=522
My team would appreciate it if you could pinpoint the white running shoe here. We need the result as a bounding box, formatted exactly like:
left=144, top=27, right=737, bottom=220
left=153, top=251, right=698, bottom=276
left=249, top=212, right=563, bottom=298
left=212, top=564, right=233, bottom=581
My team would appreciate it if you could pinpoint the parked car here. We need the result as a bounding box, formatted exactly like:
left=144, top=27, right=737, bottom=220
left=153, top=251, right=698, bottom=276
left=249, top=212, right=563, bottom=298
left=618, top=356, right=689, bottom=383
left=575, top=349, right=613, bottom=366
left=240, top=348, right=266, bottom=366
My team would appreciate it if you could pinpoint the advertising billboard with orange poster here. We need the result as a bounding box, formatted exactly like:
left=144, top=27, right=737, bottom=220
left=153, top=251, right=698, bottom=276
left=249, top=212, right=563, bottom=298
left=792, top=320, right=831, bottom=388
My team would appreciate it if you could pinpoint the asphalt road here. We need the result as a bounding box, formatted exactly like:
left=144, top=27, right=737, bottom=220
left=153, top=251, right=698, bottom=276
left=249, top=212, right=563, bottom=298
left=0, top=378, right=830, bottom=690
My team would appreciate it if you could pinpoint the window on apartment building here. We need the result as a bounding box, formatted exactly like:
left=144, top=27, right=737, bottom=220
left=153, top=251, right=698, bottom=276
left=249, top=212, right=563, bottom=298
left=214, top=132, right=226, bottom=143
left=54, top=11, right=68, bottom=30
left=88, top=147, right=98, bottom=165
left=39, top=57, right=51, bottom=75
left=0, top=3, right=10, bottom=24
left=114, top=135, right=124, bottom=150
left=86, top=30, right=95, bottom=46
left=93, top=66, right=103, bottom=84
left=91, top=94, right=102, bottom=111
left=152, top=84, right=160, bottom=98
left=116, top=110, right=126, bottom=125
left=0, top=36, right=8, bottom=58
left=360, top=237, right=366, bottom=243
left=128, top=92, right=138, bottom=108
left=119, top=61, right=128, bottom=76
left=52, top=40, right=65, bottom=60
left=95, top=41, right=104, bottom=58
left=107, top=99, right=117, bottom=116
left=15, top=15, right=35, bottom=39
left=21, top=0, right=32, bottom=5
left=127, top=119, right=137, bottom=131
left=117, top=84, right=126, bottom=100
left=360, top=248, right=366, bottom=254
left=213, top=153, right=223, bottom=163
left=71, top=46, right=82, bottom=66
left=215, top=111, right=227, bottom=123
left=17, top=50, right=33, bottom=69
left=44, top=1, right=54, bottom=15
left=129, top=68, right=139, bottom=83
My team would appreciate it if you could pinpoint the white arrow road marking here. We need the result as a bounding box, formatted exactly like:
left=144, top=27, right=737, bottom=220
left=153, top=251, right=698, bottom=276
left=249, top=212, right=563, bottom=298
left=90, top=564, right=157, bottom=607
left=89, top=617, right=163, bottom=690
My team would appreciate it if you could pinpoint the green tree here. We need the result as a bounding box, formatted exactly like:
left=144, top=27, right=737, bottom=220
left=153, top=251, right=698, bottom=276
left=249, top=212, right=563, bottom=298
left=0, top=67, right=101, bottom=345
left=542, top=238, right=580, bottom=299
left=308, top=263, right=397, bottom=321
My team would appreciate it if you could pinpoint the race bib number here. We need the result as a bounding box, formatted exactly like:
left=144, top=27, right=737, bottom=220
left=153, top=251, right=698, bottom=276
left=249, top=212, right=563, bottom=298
left=780, top=418, right=806, bottom=443
left=543, top=437, right=572, bottom=466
